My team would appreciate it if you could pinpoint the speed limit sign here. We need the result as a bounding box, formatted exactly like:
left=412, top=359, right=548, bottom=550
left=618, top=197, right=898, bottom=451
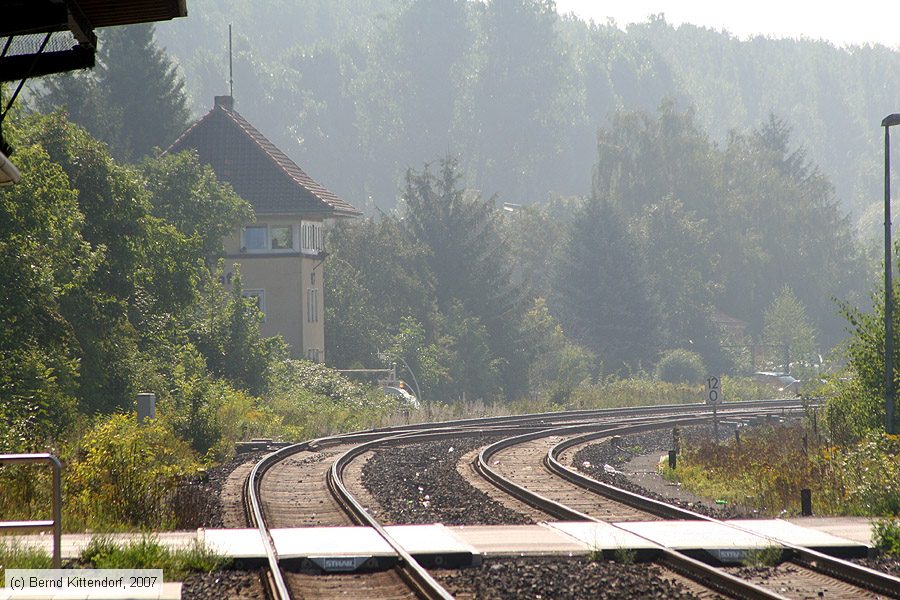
left=706, top=376, right=721, bottom=404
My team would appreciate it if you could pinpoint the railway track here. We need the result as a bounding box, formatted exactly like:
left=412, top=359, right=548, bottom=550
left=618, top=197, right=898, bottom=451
left=234, top=400, right=900, bottom=600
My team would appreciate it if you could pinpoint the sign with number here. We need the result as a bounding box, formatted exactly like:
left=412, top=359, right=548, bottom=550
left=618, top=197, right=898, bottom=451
left=706, top=376, right=721, bottom=404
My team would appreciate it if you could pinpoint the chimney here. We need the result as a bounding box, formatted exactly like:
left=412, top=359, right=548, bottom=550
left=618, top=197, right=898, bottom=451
left=214, top=95, right=234, bottom=111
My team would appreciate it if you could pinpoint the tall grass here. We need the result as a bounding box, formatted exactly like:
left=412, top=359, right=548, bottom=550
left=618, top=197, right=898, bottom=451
left=0, top=539, right=52, bottom=581
left=79, top=535, right=229, bottom=580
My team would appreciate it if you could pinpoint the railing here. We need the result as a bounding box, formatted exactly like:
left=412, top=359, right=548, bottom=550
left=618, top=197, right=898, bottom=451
left=0, top=453, right=62, bottom=568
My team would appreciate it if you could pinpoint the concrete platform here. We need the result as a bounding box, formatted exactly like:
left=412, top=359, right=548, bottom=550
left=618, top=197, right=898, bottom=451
left=546, top=521, right=661, bottom=560
left=734, top=519, right=871, bottom=554
left=384, top=524, right=477, bottom=567
left=201, top=529, right=265, bottom=560
left=615, top=519, right=869, bottom=563
left=786, top=517, right=873, bottom=546
left=0, top=583, right=182, bottom=600
left=447, top=524, right=586, bottom=556
left=1, top=532, right=200, bottom=561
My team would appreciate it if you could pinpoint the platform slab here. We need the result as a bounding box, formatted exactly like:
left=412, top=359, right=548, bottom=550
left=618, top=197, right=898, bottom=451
left=384, top=524, right=476, bottom=556
left=447, top=524, right=588, bottom=555
left=786, top=517, right=873, bottom=546
left=615, top=520, right=776, bottom=551
left=547, top=521, right=659, bottom=551
left=271, top=526, right=394, bottom=559
left=733, top=519, right=870, bottom=550
left=201, top=528, right=266, bottom=559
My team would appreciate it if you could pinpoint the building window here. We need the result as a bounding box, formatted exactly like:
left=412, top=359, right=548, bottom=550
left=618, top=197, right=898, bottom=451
left=242, top=226, right=267, bottom=251
left=306, top=348, right=321, bottom=362
left=301, top=221, right=323, bottom=254
left=241, top=225, right=295, bottom=252
left=307, top=288, right=319, bottom=323
left=270, top=225, right=293, bottom=250
left=243, top=289, right=266, bottom=322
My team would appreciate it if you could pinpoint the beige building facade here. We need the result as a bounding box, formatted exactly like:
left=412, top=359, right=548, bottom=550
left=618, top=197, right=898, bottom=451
left=168, top=96, right=360, bottom=360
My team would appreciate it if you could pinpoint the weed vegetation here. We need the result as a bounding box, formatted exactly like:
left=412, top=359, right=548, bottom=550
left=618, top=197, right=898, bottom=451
left=0, top=540, right=52, bottom=581
left=78, top=535, right=229, bottom=580
left=666, top=423, right=900, bottom=517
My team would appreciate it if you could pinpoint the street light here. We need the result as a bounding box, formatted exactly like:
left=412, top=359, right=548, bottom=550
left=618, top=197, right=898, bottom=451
left=378, top=352, right=422, bottom=407
left=393, top=357, right=422, bottom=407
left=883, top=113, right=900, bottom=434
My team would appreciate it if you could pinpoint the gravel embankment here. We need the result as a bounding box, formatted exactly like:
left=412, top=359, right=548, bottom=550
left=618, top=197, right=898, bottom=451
left=432, top=556, right=706, bottom=599
left=361, top=436, right=533, bottom=525
left=173, top=451, right=266, bottom=529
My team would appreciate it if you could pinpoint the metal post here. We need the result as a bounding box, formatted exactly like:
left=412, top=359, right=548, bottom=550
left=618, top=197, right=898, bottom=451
left=885, top=117, right=898, bottom=435
left=51, top=455, right=62, bottom=568
left=668, top=450, right=677, bottom=470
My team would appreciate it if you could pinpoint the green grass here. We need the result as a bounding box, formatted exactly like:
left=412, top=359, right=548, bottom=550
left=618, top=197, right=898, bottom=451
left=78, top=535, right=229, bottom=580
left=0, top=539, right=52, bottom=581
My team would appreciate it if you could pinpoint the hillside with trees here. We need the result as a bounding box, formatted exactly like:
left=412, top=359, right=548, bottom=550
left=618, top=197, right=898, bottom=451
left=153, top=0, right=900, bottom=225
left=3, top=0, right=898, bottom=530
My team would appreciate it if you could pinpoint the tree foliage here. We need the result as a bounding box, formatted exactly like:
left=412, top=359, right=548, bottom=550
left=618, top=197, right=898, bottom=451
left=39, top=24, right=189, bottom=162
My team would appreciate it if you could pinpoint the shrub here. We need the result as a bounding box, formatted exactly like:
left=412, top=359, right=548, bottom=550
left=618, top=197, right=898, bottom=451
left=873, top=518, right=900, bottom=557
left=655, top=349, right=706, bottom=385
left=66, top=413, right=201, bottom=529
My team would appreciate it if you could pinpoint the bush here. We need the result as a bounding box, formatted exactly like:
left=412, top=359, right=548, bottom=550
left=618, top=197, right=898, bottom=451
left=66, top=413, right=201, bottom=529
left=265, top=360, right=397, bottom=439
left=873, top=518, right=900, bottom=557
left=655, top=349, right=706, bottom=384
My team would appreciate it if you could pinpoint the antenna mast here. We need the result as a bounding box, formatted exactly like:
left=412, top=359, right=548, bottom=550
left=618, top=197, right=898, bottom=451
left=228, top=24, right=234, bottom=98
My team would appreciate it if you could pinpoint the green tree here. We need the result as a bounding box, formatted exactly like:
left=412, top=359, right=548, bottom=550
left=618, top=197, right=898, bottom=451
left=763, top=285, right=819, bottom=372
left=399, top=157, right=527, bottom=398
left=0, top=140, right=96, bottom=446
left=325, top=217, right=435, bottom=369
left=553, top=196, right=660, bottom=373
left=40, top=23, right=189, bottom=162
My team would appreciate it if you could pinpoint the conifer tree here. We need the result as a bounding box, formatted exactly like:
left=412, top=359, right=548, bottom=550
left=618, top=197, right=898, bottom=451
left=40, top=24, right=189, bottom=162
left=554, top=197, right=659, bottom=374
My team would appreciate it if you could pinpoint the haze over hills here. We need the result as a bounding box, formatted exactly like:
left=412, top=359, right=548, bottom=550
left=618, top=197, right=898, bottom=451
left=155, top=0, right=900, bottom=234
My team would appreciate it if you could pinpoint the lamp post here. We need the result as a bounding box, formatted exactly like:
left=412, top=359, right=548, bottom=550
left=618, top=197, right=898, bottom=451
left=394, top=356, right=422, bottom=407
left=883, top=113, right=900, bottom=434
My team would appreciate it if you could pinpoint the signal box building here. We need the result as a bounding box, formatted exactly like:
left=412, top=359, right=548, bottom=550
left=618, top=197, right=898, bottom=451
left=167, top=95, right=360, bottom=361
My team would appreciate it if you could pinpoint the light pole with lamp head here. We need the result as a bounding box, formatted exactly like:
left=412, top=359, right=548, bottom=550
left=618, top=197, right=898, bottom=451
left=883, top=113, right=900, bottom=434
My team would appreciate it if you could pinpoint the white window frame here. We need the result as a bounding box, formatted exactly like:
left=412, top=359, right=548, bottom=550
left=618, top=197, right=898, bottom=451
left=300, top=221, right=324, bottom=255
left=241, top=224, right=296, bottom=253
left=307, top=287, right=319, bottom=323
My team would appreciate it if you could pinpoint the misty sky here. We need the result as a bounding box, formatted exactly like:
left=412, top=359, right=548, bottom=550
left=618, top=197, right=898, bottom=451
left=556, top=0, right=900, bottom=49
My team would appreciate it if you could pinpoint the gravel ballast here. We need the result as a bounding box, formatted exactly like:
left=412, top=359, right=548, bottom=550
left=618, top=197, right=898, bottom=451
left=361, top=436, right=533, bottom=525
left=432, top=556, right=706, bottom=599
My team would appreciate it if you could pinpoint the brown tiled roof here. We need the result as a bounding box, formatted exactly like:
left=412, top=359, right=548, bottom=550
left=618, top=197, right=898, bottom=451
left=166, top=97, right=360, bottom=217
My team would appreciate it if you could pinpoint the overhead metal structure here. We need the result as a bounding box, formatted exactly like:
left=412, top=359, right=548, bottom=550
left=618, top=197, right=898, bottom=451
left=0, top=0, right=187, bottom=185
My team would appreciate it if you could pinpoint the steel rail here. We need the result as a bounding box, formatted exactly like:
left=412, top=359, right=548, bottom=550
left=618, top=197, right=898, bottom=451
left=242, top=400, right=810, bottom=599
left=245, top=441, right=312, bottom=600
left=325, top=425, right=568, bottom=599
left=476, top=413, right=800, bottom=600
left=546, top=422, right=900, bottom=599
